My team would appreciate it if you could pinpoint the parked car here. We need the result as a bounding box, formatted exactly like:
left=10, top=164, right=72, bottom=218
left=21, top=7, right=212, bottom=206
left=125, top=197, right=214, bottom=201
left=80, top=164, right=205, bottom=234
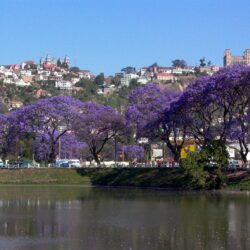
left=8, top=160, right=24, bottom=168
left=59, top=162, right=70, bottom=168
left=68, top=159, right=81, bottom=168
left=8, top=160, right=32, bottom=168
left=227, top=159, right=240, bottom=170
left=0, top=159, right=5, bottom=168
left=54, top=159, right=69, bottom=168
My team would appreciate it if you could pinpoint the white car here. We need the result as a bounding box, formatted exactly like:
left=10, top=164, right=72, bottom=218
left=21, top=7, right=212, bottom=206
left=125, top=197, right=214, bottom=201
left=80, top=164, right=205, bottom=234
left=227, top=159, right=240, bottom=170
left=68, top=159, right=81, bottom=168
left=54, top=159, right=69, bottom=167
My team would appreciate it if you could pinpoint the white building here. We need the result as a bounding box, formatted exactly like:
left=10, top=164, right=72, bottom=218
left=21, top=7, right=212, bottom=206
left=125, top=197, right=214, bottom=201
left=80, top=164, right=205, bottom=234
left=20, top=70, right=32, bottom=76
left=137, top=76, right=149, bottom=85
left=78, top=70, right=91, bottom=79
left=3, top=78, right=15, bottom=84
left=71, top=77, right=80, bottom=84
left=172, top=67, right=195, bottom=75
left=55, top=80, right=72, bottom=90
left=15, top=79, right=31, bottom=86
left=120, top=73, right=139, bottom=86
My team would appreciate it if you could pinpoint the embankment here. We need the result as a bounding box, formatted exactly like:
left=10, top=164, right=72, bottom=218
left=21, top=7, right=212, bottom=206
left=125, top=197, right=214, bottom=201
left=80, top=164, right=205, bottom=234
left=0, top=168, right=249, bottom=190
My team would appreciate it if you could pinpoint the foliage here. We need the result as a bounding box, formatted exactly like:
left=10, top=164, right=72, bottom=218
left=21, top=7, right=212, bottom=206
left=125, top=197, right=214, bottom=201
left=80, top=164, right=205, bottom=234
left=0, top=114, right=20, bottom=160
left=199, top=57, right=206, bottom=67
left=122, top=145, right=144, bottom=162
left=121, top=66, right=136, bottom=74
left=33, top=132, right=87, bottom=162
left=129, top=79, right=140, bottom=89
left=181, top=152, right=210, bottom=189
left=74, top=102, right=126, bottom=164
left=110, top=75, right=121, bottom=86
left=15, top=96, right=83, bottom=162
left=63, top=73, right=76, bottom=81
left=172, top=59, right=187, bottom=69
left=182, top=140, right=228, bottom=189
left=94, top=73, right=105, bottom=86
left=201, top=140, right=229, bottom=170
left=70, top=66, right=80, bottom=73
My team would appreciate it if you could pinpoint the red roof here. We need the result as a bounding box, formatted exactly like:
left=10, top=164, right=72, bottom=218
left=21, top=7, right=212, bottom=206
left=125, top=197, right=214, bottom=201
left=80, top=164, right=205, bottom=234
left=25, top=60, right=34, bottom=65
left=43, top=64, right=55, bottom=70
left=156, top=73, right=173, bottom=77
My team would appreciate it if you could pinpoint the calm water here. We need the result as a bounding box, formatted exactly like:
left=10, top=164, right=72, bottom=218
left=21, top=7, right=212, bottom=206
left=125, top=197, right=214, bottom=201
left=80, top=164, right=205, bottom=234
left=0, top=187, right=249, bottom=250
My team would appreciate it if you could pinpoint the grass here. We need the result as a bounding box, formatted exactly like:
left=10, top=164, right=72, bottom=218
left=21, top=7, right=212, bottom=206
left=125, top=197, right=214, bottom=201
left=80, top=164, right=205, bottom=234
left=0, top=167, right=187, bottom=188
left=0, top=167, right=249, bottom=191
left=0, top=168, right=91, bottom=185
left=226, top=171, right=250, bottom=191
left=77, top=168, right=188, bottom=189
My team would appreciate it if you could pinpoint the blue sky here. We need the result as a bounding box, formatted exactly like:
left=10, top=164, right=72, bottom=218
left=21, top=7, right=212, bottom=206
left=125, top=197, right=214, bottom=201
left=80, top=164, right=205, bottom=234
left=1, top=0, right=250, bottom=75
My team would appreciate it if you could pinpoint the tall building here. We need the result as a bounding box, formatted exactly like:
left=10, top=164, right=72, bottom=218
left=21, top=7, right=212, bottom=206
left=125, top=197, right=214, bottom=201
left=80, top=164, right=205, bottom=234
left=64, top=55, right=70, bottom=66
left=224, top=49, right=250, bottom=66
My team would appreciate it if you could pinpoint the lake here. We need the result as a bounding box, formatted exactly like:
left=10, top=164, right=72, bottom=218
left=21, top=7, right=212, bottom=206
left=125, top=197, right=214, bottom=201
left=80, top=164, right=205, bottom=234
left=0, top=186, right=249, bottom=250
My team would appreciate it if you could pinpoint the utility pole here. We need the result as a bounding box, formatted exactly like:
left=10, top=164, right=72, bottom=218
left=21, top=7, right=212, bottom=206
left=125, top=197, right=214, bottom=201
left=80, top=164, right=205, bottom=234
left=59, top=137, right=61, bottom=159
left=114, top=137, right=117, bottom=165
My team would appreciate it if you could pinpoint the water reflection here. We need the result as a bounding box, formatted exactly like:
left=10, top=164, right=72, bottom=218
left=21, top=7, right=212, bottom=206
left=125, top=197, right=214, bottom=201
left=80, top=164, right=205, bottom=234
left=0, top=187, right=248, bottom=249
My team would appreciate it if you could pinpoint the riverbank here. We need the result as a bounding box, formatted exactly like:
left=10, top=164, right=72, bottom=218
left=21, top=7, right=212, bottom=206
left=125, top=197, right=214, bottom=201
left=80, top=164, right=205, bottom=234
left=0, top=168, right=249, bottom=190
left=226, top=170, right=250, bottom=190
left=0, top=168, right=91, bottom=185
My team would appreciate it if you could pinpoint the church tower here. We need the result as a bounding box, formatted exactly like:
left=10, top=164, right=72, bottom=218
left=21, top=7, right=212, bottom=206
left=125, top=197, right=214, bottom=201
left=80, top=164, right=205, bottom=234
left=224, top=49, right=231, bottom=66
left=64, top=55, right=70, bottom=66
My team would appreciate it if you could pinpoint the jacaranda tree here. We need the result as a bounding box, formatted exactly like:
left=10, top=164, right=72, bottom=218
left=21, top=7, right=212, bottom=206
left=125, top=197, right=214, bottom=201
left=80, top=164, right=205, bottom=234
left=74, top=102, right=126, bottom=164
left=33, top=132, right=87, bottom=162
left=15, top=96, right=83, bottom=162
left=0, top=113, right=20, bottom=160
left=126, top=83, right=184, bottom=161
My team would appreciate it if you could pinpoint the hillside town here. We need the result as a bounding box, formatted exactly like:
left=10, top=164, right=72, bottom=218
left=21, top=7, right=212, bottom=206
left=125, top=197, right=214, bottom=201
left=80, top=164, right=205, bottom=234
left=2, top=1, right=250, bottom=249
left=0, top=53, right=222, bottom=110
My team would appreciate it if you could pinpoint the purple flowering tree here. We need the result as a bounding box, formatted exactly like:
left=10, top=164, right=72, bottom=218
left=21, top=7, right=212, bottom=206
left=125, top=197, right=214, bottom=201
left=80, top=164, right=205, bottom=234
left=33, top=132, right=87, bottom=162
left=126, top=83, right=184, bottom=161
left=175, top=65, right=250, bottom=164
left=221, top=66, right=250, bottom=164
left=74, top=102, right=126, bottom=165
left=123, top=145, right=144, bottom=162
left=126, top=83, right=176, bottom=138
left=15, top=96, right=83, bottom=163
left=0, top=113, right=22, bottom=160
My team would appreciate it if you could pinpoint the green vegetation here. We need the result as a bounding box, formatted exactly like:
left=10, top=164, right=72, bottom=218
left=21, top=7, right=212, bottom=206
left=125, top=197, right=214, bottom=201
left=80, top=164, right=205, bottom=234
left=0, top=168, right=189, bottom=188
left=227, top=172, right=250, bottom=191
left=83, top=168, right=188, bottom=188
left=0, top=168, right=248, bottom=190
left=0, top=168, right=91, bottom=185
left=181, top=140, right=229, bottom=189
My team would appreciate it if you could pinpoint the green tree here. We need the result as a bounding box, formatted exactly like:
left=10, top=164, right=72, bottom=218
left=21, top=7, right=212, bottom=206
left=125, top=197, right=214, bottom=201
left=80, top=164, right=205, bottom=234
left=172, top=59, right=187, bottom=68
left=94, top=73, right=105, bottom=86
left=111, top=76, right=121, bottom=86
left=199, top=57, right=206, bottom=67
left=121, top=66, right=136, bottom=74
left=129, top=79, right=140, bottom=89
left=70, top=66, right=80, bottom=73
left=57, top=59, right=62, bottom=67
left=182, top=140, right=228, bottom=189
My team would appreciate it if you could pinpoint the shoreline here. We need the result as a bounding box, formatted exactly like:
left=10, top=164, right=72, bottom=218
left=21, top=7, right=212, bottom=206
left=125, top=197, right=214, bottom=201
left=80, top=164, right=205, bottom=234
left=0, top=168, right=249, bottom=191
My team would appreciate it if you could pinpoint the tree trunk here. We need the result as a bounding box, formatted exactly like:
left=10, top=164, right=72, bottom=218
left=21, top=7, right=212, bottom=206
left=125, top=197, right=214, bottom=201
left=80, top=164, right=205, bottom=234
left=144, top=143, right=151, bottom=163
left=91, top=146, right=101, bottom=166
left=93, top=153, right=101, bottom=166
left=48, top=142, right=57, bottom=163
left=166, top=140, right=181, bottom=163
left=174, top=146, right=182, bottom=162
left=239, top=139, right=249, bottom=166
